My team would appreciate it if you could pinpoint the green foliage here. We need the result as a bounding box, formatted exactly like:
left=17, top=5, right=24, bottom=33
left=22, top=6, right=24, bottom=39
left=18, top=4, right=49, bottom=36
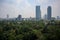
left=0, top=20, right=60, bottom=40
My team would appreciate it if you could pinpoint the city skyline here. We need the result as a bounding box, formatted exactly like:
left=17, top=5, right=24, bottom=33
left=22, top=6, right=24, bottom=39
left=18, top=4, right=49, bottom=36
left=0, top=0, right=60, bottom=18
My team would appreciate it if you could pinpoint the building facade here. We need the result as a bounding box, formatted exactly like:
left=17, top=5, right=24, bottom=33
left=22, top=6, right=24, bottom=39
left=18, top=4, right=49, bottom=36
left=17, top=15, right=22, bottom=21
left=47, top=6, right=52, bottom=20
left=36, top=6, right=41, bottom=21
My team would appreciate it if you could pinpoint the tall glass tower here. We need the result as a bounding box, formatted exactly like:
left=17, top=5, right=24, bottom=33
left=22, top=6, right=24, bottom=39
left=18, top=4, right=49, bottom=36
left=36, top=6, right=41, bottom=21
left=47, top=6, right=52, bottom=20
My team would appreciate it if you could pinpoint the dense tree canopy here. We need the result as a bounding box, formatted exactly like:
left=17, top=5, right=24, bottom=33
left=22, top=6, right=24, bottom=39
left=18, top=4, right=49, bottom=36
left=0, top=20, right=60, bottom=40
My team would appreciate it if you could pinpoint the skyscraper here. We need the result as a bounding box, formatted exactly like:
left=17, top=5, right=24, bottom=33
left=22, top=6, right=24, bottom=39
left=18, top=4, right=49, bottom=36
left=47, top=6, right=52, bottom=20
left=36, top=6, right=41, bottom=21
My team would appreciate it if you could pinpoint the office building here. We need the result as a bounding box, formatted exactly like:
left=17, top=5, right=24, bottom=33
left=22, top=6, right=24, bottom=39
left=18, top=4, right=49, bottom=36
left=17, top=15, right=22, bottom=21
left=47, top=6, right=52, bottom=20
left=57, top=16, right=60, bottom=20
left=44, top=14, right=47, bottom=20
left=36, top=6, right=41, bottom=21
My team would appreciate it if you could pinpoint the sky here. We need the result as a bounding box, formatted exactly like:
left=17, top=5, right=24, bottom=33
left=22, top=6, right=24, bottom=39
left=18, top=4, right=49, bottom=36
left=0, top=0, right=60, bottom=18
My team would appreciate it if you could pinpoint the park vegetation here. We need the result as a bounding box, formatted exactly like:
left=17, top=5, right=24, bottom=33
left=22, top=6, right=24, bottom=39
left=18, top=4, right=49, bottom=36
left=0, top=20, right=60, bottom=40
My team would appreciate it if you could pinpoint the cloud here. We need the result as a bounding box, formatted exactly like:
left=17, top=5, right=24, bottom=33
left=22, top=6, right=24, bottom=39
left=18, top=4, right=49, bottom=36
left=0, top=2, right=21, bottom=18
left=52, top=0, right=60, bottom=17
left=0, top=0, right=34, bottom=18
left=0, top=0, right=60, bottom=18
left=18, top=0, right=35, bottom=18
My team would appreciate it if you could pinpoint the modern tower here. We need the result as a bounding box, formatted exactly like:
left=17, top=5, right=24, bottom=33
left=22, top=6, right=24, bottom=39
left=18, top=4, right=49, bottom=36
left=47, top=6, right=52, bottom=20
left=36, top=6, right=41, bottom=21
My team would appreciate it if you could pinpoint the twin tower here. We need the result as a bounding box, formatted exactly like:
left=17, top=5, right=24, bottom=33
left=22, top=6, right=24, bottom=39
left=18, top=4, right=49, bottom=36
left=36, top=6, right=51, bottom=21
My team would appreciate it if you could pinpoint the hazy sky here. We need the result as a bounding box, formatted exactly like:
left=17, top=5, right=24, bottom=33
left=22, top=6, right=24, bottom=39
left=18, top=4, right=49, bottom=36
left=0, top=0, right=60, bottom=18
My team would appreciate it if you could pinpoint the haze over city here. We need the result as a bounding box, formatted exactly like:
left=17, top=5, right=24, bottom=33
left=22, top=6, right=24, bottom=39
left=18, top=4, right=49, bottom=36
left=0, top=0, right=60, bottom=18
left=0, top=0, right=60, bottom=40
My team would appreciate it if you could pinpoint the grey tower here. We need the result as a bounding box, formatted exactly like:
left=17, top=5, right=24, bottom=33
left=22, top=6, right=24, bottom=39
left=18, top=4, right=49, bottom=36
left=7, top=14, right=9, bottom=19
left=36, top=6, right=41, bottom=21
left=17, top=15, right=22, bottom=21
left=47, top=6, right=52, bottom=20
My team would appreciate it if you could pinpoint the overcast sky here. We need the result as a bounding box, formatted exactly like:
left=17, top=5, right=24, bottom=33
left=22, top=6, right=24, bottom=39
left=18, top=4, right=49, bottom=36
left=0, top=0, right=60, bottom=18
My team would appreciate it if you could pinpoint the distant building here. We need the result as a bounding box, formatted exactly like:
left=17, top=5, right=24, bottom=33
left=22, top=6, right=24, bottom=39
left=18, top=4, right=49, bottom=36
left=47, top=6, right=52, bottom=20
left=44, top=14, right=47, bottom=20
left=36, top=6, right=41, bottom=21
left=17, top=15, right=22, bottom=21
left=7, top=14, right=9, bottom=19
left=57, top=16, right=60, bottom=20
left=51, top=17, right=56, bottom=20
left=22, top=17, right=36, bottom=21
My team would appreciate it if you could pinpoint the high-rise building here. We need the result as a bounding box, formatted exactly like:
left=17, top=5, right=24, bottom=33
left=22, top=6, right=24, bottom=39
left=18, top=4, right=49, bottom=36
left=36, top=6, right=41, bottom=21
left=17, top=15, right=22, bottom=21
left=47, top=6, right=52, bottom=20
